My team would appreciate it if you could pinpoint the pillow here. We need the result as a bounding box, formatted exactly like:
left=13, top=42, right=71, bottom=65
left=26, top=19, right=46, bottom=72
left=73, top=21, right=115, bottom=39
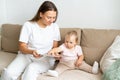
left=102, top=59, right=120, bottom=80
left=100, top=35, right=120, bottom=73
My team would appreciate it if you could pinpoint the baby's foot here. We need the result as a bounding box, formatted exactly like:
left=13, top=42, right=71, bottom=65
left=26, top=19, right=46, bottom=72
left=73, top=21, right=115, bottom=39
left=92, top=61, right=99, bottom=74
left=46, top=70, right=58, bottom=77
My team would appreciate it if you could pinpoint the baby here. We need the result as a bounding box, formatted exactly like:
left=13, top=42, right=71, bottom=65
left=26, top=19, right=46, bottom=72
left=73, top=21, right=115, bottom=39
left=46, top=30, right=99, bottom=77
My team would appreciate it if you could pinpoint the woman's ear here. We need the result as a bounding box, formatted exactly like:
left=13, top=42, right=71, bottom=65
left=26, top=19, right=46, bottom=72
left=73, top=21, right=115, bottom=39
left=40, top=12, right=43, bottom=18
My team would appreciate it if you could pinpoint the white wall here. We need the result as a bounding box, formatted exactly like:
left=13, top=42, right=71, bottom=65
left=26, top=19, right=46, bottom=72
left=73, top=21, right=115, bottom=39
left=0, top=0, right=7, bottom=25
left=0, top=0, right=120, bottom=29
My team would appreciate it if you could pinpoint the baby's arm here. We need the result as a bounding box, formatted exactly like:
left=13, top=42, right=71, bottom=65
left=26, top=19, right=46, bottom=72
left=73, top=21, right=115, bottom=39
left=48, top=47, right=62, bottom=57
left=75, top=55, right=84, bottom=67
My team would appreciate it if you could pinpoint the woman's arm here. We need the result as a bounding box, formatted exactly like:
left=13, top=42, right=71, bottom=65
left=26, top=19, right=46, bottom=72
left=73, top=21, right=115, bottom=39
left=53, top=40, right=59, bottom=48
left=19, top=42, right=41, bottom=58
left=19, top=42, right=33, bottom=54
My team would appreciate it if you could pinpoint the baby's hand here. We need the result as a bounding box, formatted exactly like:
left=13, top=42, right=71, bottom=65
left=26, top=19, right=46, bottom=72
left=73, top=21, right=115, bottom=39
left=48, top=50, right=60, bottom=57
left=75, top=60, right=82, bottom=67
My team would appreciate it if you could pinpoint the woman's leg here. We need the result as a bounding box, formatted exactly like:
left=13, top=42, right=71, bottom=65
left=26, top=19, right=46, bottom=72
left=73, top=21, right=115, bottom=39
left=22, top=61, right=51, bottom=80
left=1, top=53, right=31, bottom=80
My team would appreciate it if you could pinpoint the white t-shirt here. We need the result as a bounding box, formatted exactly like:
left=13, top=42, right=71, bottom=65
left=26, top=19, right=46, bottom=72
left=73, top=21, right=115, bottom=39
left=19, top=21, right=61, bottom=55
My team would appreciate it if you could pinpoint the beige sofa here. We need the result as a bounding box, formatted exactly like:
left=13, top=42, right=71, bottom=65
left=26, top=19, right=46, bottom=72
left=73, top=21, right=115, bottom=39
left=0, top=24, right=120, bottom=80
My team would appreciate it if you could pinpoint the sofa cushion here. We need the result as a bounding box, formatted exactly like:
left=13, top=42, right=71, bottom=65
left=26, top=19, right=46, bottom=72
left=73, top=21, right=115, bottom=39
left=81, top=29, right=120, bottom=65
left=100, top=35, right=120, bottom=73
left=59, top=28, right=81, bottom=45
left=1, top=24, right=22, bottom=53
left=0, top=51, right=17, bottom=75
left=37, top=70, right=102, bottom=80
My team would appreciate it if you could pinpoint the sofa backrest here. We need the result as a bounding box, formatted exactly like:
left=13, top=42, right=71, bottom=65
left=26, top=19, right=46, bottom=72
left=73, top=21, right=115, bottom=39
left=81, top=29, right=120, bottom=65
left=1, top=24, right=22, bottom=53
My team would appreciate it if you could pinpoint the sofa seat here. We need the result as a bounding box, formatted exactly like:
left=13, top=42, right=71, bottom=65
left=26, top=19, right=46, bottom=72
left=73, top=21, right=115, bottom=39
left=0, top=51, right=102, bottom=80
left=0, top=51, right=17, bottom=74
left=37, top=70, right=102, bottom=80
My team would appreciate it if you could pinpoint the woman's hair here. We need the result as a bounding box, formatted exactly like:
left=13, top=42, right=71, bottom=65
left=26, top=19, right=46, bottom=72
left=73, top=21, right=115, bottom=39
left=30, top=1, right=58, bottom=22
left=65, top=30, right=78, bottom=42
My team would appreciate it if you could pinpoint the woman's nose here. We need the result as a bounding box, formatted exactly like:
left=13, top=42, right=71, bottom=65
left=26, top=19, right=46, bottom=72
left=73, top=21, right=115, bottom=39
left=50, top=18, right=55, bottom=23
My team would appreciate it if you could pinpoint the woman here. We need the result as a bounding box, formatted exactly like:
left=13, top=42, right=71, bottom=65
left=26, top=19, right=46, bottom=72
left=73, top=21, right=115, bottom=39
left=1, top=1, right=61, bottom=80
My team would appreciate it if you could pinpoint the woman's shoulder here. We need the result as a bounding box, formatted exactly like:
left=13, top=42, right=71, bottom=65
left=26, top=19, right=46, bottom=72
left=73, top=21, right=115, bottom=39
left=24, top=21, right=36, bottom=26
left=22, top=21, right=37, bottom=29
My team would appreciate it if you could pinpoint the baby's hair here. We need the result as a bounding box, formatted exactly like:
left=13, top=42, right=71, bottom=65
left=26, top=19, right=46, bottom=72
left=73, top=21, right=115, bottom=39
left=65, top=30, right=78, bottom=42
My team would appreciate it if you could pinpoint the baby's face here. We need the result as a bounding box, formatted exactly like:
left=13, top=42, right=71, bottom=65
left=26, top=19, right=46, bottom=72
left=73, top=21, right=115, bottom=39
left=64, top=35, right=77, bottom=49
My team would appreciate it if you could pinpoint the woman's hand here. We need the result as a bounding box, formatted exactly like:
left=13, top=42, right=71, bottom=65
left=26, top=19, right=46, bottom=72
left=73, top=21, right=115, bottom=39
left=32, top=50, right=42, bottom=58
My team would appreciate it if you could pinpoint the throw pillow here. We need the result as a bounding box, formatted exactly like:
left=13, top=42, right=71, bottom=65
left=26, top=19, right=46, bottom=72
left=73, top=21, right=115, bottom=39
left=100, top=35, right=120, bottom=73
left=102, top=58, right=120, bottom=80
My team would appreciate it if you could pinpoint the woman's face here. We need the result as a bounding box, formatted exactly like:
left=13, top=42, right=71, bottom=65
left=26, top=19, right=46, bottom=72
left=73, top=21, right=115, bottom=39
left=40, top=11, right=57, bottom=26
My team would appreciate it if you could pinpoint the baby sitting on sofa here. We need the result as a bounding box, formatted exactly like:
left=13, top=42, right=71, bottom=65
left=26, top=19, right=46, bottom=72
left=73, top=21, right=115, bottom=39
left=46, top=30, right=99, bottom=77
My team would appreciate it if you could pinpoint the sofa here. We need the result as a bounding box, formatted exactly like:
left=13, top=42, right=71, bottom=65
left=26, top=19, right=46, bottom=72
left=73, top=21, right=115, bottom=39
left=0, top=24, right=120, bottom=80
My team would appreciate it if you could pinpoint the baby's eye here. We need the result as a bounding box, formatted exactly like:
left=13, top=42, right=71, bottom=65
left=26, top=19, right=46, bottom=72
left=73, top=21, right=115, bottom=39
left=70, top=42, right=73, bottom=44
